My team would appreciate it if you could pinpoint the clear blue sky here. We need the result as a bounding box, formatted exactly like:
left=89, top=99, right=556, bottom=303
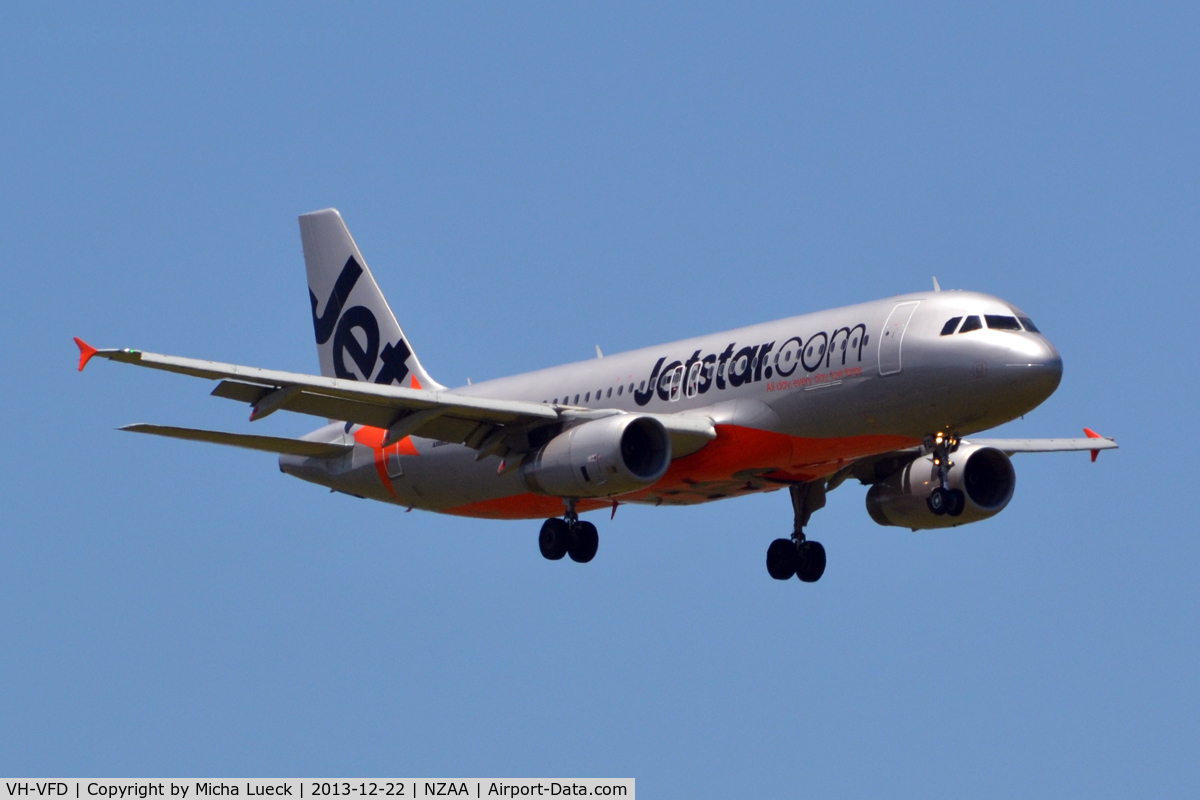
left=1, top=3, right=1196, bottom=795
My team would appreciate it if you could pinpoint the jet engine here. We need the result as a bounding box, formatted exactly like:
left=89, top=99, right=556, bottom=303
left=865, top=444, right=1015, bottom=529
left=520, top=415, right=672, bottom=498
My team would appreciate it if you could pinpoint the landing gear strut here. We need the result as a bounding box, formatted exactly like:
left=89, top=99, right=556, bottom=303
left=539, top=499, right=599, bottom=563
left=766, top=481, right=828, bottom=583
left=924, top=432, right=965, bottom=517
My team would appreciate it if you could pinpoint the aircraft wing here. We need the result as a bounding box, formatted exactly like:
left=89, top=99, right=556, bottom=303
left=77, top=340, right=715, bottom=458
left=963, top=437, right=1118, bottom=454
left=963, top=430, right=1117, bottom=462
left=840, top=429, right=1118, bottom=488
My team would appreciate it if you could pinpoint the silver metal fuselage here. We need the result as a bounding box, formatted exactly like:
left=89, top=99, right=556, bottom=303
left=280, top=290, right=1062, bottom=518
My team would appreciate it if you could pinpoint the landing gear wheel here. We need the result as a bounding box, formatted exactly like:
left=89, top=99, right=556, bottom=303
left=539, top=518, right=570, bottom=560
left=927, top=487, right=950, bottom=515
left=568, top=521, right=599, bottom=563
left=796, top=540, right=826, bottom=583
left=946, top=489, right=965, bottom=517
left=766, top=538, right=799, bottom=580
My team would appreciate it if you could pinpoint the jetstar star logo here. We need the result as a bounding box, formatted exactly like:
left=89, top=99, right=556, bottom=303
left=309, top=255, right=413, bottom=386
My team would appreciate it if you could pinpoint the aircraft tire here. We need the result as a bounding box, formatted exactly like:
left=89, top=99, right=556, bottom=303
left=568, top=520, right=599, bottom=563
left=539, top=518, right=570, bottom=560
left=927, top=487, right=949, bottom=515
left=946, top=489, right=965, bottom=517
left=796, top=540, right=826, bottom=583
left=766, top=538, right=799, bottom=580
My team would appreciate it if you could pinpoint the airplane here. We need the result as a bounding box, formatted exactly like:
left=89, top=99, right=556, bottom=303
left=75, top=208, right=1117, bottom=583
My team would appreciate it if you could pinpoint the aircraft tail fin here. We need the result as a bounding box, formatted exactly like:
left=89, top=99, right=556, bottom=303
left=299, top=208, right=443, bottom=390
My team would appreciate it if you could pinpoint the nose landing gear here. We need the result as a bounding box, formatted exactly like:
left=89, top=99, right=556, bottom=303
left=538, top=499, right=599, bottom=563
left=766, top=481, right=828, bottom=583
left=925, top=433, right=965, bottom=517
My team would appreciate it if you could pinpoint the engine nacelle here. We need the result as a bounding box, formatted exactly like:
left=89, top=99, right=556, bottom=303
left=865, top=444, right=1016, bottom=529
left=520, top=415, right=672, bottom=498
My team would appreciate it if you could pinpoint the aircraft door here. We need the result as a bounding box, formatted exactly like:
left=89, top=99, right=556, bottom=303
left=878, top=301, right=920, bottom=376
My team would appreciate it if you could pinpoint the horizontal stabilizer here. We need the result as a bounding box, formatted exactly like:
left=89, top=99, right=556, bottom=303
left=120, top=424, right=353, bottom=458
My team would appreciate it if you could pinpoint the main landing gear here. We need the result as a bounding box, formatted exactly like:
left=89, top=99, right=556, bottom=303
left=538, top=499, right=599, bottom=564
left=924, top=432, right=965, bottom=517
left=766, top=481, right=828, bottom=583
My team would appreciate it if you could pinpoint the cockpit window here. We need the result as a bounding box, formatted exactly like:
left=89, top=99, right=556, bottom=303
left=1018, top=316, right=1039, bottom=333
left=940, top=317, right=962, bottom=336
left=985, top=315, right=1021, bottom=331
left=958, top=315, right=982, bottom=333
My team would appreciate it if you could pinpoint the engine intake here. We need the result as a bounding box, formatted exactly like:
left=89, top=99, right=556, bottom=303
left=865, top=444, right=1016, bottom=529
left=521, top=415, right=671, bottom=498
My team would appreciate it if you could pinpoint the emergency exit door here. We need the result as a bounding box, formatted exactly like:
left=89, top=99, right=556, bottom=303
left=878, top=301, right=920, bottom=376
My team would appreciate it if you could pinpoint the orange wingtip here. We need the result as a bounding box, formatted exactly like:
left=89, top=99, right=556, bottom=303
left=1083, top=427, right=1103, bottom=462
left=74, top=337, right=98, bottom=372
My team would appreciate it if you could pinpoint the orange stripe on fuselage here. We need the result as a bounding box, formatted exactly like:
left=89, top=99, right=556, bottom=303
left=444, top=425, right=920, bottom=520
left=651, top=424, right=915, bottom=486
left=353, top=426, right=419, bottom=499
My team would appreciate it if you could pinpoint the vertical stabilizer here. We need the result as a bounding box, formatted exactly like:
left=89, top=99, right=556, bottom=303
left=299, top=209, right=443, bottom=391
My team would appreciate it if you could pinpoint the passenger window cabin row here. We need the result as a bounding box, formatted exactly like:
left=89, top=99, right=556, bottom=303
left=546, top=380, right=643, bottom=407
left=940, top=314, right=1039, bottom=336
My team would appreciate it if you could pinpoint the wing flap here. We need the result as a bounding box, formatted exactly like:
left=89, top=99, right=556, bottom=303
left=120, top=424, right=353, bottom=458
left=211, top=380, right=271, bottom=404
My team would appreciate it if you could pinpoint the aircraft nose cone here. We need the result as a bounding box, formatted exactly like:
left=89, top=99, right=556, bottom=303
left=1005, top=336, right=1063, bottom=400
left=1043, top=342, right=1063, bottom=382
